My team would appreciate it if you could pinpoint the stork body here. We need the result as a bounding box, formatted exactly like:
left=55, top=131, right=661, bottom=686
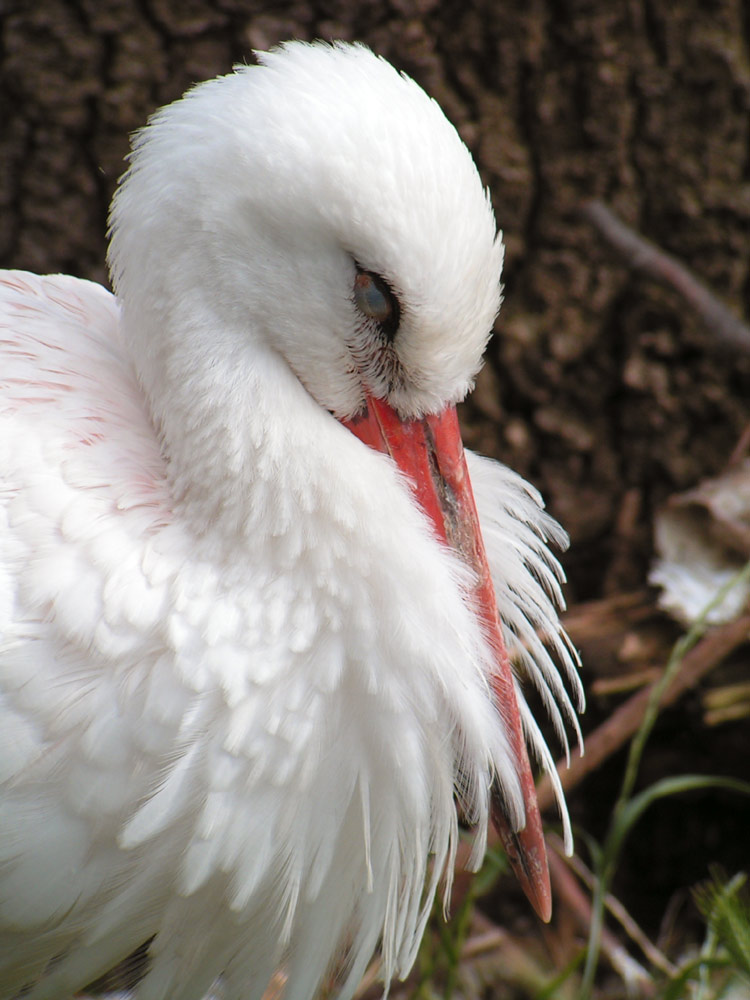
left=0, top=42, right=581, bottom=1000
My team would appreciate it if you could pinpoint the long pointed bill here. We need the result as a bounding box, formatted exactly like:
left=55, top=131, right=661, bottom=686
left=342, top=394, right=552, bottom=923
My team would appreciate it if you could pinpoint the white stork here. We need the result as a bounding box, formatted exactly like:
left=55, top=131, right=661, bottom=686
left=0, top=40, right=582, bottom=1000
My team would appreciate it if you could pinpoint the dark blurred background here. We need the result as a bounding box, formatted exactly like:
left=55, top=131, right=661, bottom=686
left=4, top=0, right=750, bottom=602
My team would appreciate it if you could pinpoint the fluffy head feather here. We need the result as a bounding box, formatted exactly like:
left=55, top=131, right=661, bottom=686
left=108, top=41, right=504, bottom=425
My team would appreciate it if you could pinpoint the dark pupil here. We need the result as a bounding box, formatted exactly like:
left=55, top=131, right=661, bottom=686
left=354, top=270, right=400, bottom=342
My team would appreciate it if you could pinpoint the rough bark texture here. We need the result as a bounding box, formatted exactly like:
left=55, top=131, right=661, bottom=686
left=3, top=0, right=750, bottom=953
left=4, top=0, right=750, bottom=603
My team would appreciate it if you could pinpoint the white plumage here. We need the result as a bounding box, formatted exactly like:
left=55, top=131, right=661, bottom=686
left=0, top=41, right=582, bottom=1000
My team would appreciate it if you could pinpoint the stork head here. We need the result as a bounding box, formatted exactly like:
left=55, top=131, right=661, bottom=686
left=108, top=41, right=503, bottom=422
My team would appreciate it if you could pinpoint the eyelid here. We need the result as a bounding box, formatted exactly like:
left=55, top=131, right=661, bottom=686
left=353, top=269, right=400, bottom=341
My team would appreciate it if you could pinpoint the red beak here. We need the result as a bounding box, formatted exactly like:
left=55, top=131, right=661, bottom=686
left=342, top=393, right=552, bottom=923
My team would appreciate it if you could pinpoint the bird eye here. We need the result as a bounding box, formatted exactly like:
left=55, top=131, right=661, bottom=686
left=353, top=269, right=400, bottom=341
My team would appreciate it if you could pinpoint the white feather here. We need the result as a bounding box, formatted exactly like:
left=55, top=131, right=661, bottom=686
left=0, top=41, right=581, bottom=1000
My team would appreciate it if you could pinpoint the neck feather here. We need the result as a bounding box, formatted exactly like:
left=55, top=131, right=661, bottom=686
left=127, top=305, right=342, bottom=546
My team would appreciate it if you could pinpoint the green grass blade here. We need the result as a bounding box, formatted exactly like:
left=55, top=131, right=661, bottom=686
left=612, top=776, right=750, bottom=862
left=579, top=559, right=750, bottom=999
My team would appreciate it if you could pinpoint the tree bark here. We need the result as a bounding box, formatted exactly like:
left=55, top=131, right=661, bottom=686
left=3, top=0, right=750, bottom=600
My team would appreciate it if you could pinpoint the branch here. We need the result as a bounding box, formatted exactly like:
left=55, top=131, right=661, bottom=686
left=547, top=845, right=657, bottom=992
left=582, top=199, right=750, bottom=354
left=536, top=612, right=750, bottom=813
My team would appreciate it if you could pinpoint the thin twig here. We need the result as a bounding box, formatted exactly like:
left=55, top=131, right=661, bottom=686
left=582, top=199, right=750, bottom=354
left=579, top=564, right=750, bottom=998
left=461, top=925, right=509, bottom=960
left=547, top=848, right=656, bottom=993
left=548, top=834, right=677, bottom=977
left=454, top=611, right=750, bottom=879
left=537, top=611, right=750, bottom=813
